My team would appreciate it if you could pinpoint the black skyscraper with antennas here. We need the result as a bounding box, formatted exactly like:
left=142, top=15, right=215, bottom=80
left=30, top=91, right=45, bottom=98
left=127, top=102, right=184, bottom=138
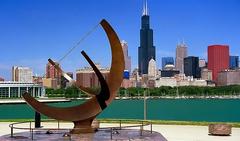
left=138, top=0, right=156, bottom=75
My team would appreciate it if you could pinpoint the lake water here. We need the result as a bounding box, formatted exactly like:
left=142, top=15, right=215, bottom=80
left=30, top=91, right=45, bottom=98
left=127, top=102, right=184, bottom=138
left=0, top=99, right=239, bottom=122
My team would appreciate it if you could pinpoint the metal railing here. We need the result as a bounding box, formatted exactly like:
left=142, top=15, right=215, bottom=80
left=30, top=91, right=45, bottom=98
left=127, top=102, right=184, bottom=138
left=9, top=119, right=153, bottom=140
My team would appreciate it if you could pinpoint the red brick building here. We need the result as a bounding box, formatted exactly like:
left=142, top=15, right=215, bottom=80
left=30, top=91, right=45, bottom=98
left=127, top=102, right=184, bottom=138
left=46, top=62, right=61, bottom=87
left=0, top=77, right=4, bottom=81
left=208, top=45, right=229, bottom=82
left=76, top=67, right=109, bottom=88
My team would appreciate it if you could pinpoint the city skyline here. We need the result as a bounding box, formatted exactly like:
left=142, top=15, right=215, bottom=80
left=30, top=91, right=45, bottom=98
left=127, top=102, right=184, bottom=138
left=0, top=0, right=240, bottom=80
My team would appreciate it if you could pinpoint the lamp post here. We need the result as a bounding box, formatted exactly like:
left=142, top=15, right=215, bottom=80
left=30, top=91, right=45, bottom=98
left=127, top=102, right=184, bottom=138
left=176, top=86, right=179, bottom=98
left=143, top=88, right=147, bottom=120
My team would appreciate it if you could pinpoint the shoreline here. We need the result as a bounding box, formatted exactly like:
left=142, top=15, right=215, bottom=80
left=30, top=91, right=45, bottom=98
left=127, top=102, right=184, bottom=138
left=1, top=95, right=240, bottom=102
left=0, top=98, right=71, bottom=104
left=115, top=95, right=240, bottom=99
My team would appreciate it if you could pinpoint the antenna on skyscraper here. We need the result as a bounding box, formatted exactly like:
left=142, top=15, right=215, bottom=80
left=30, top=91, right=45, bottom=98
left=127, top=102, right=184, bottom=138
left=143, top=0, right=149, bottom=16
left=146, top=0, right=148, bottom=15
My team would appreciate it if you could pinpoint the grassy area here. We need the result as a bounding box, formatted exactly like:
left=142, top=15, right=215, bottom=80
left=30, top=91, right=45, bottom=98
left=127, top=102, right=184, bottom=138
left=1, top=119, right=240, bottom=128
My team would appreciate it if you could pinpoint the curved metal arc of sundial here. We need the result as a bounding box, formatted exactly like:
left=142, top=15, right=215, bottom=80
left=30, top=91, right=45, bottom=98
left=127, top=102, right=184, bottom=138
left=101, top=19, right=125, bottom=105
left=22, top=19, right=124, bottom=123
left=80, top=50, right=110, bottom=110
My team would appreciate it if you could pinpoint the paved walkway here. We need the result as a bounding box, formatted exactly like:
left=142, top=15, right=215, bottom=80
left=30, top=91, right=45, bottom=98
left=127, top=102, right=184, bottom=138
left=154, top=125, right=240, bottom=141
left=0, top=122, right=239, bottom=141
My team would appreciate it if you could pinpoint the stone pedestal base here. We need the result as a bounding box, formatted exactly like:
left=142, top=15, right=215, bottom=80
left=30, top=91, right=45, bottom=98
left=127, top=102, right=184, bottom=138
left=70, top=119, right=100, bottom=134
left=70, top=127, right=96, bottom=134
left=209, top=124, right=232, bottom=136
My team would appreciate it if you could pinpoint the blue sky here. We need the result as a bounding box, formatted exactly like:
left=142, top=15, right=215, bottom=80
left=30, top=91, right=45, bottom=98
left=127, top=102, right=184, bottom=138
left=0, top=0, right=240, bottom=80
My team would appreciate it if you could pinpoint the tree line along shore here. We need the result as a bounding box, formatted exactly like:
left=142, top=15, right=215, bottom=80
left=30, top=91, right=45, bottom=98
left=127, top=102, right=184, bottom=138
left=45, top=85, right=240, bottom=98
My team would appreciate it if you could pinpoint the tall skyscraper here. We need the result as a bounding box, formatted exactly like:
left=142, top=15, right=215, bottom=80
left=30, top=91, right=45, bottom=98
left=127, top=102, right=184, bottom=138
left=121, top=40, right=131, bottom=72
left=229, top=56, right=239, bottom=69
left=184, top=56, right=201, bottom=78
left=12, top=66, right=33, bottom=82
left=46, top=61, right=61, bottom=86
left=138, top=0, right=156, bottom=75
left=162, top=57, right=174, bottom=69
left=208, top=45, right=229, bottom=82
left=175, top=42, right=187, bottom=73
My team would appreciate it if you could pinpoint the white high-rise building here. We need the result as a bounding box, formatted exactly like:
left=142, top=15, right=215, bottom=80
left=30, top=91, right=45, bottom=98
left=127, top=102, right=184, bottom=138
left=12, top=66, right=17, bottom=81
left=121, top=40, right=131, bottom=72
left=148, top=58, right=157, bottom=78
left=175, top=42, right=187, bottom=73
left=12, top=66, right=33, bottom=83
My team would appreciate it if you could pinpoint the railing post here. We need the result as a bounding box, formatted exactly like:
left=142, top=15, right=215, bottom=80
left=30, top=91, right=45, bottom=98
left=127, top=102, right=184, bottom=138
left=31, top=129, right=33, bottom=140
left=140, top=125, right=143, bottom=136
left=150, top=121, right=152, bottom=134
left=10, top=126, right=13, bottom=138
left=58, top=120, right=60, bottom=130
left=110, top=128, right=113, bottom=140
left=119, top=120, right=122, bottom=130
left=29, top=122, right=32, bottom=132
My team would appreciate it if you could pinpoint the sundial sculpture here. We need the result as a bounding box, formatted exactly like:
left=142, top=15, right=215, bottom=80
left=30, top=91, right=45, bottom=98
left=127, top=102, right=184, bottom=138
left=22, top=19, right=124, bottom=133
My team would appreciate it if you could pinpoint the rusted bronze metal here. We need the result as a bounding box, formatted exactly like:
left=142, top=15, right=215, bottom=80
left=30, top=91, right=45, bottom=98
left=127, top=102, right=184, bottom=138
left=22, top=19, right=124, bottom=134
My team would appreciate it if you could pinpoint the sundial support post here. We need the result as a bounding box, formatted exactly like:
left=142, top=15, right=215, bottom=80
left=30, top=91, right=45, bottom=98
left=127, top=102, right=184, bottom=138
left=35, top=111, right=41, bottom=128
